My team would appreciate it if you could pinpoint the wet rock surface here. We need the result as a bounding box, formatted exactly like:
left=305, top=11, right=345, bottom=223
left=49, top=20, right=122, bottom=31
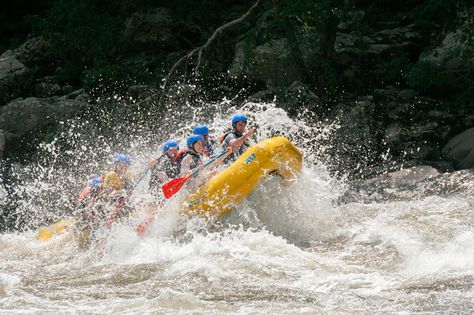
left=442, top=128, right=474, bottom=170
left=339, top=167, right=474, bottom=204
left=0, top=56, right=32, bottom=105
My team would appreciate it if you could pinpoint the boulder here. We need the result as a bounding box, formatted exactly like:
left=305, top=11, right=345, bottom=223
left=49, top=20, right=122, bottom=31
left=247, top=81, right=321, bottom=115
left=324, top=96, right=379, bottom=177
left=384, top=124, right=403, bottom=145
left=398, top=89, right=417, bottom=102
left=370, top=165, right=441, bottom=187
left=0, top=93, right=89, bottom=138
left=0, top=130, right=17, bottom=157
left=34, top=76, right=63, bottom=97
left=0, top=37, right=52, bottom=67
left=420, top=31, right=472, bottom=73
left=0, top=131, right=5, bottom=155
left=0, top=56, right=32, bottom=105
left=442, top=128, right=474, bottom=169
left=334, top=25, right=420, bottom=57
left=229, top=38, right=304, bottom=87
left=123, top=8, right=197, bottom=51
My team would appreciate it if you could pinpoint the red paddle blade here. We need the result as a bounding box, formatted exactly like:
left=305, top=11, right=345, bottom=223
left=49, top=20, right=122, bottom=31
left=136, top=216, right=155, bottom=236
left=162, top=174, right=191, bottom=199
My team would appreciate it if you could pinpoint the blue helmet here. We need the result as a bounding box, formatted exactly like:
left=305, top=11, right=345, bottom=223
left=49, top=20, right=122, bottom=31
left=193, top=125, right=209, bottom=136
left=231, top=114, right=248, bottom=126
left=186, top=135, right=203, bottom=148
left=162, top=140, right=179, bottom=153
left=88, top=175, right=102, bottom=189
left=114, top=153, right=131, bottom=165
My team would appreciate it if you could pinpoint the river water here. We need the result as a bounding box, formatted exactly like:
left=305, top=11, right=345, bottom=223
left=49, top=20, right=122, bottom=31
left=0, top=101, right=473, bottom=314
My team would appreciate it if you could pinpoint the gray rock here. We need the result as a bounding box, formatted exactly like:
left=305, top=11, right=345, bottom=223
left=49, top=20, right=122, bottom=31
left=0, top=37, right=52, bottom=66
left=0, top=56, right=32, bottom=105
left=408, top=122, right=438, bottom=140
left=285, top=81, right=321, bottom=112
left=34, top=80, right=62, bottom=97
left=228, top=41, right=246, bottom=78
left=127, top=85, right=158, bottom=99
left=247, top=81, right=321, bottom=115
left=420, top=31, right=471, bottom=72
left=398, top=89, right=417, bottom=101
left=0, top=95, right=88, bottom=138
left=388, top=103, right=414, bottom=121
left=381, top=86, right=399, bottom=97
left=369, top=165, right=441, bottom=187
left=384, top=124, right=403, bottom=144
left=123, top=8, right=188, bottom=51
left=426, top=110, right=455, bottom=121
left=324, top=100, right=379, bottom=176
left=0, top=130, right=5, bottom=155
left=403, top=142, right=438, bottom=161
left=229, top=38, right=304, bottom=87
left=340, top=167, right=472, bottom=204
left=334, top=25, right=420, bottom=57
left=442, top=128, right=474, bottom=169
left=0, top=130, right=17, bottom=157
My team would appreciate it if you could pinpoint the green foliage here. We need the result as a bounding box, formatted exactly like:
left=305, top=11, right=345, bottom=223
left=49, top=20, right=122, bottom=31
left=314, top=59, right=338, bottom=94
left=407, top=5, right=474, bottom=105
left=450, top=10, right=474, bottom=65
left=407, top=60, right=474, bottom=107
left=163, top=0, right=239, bottom=29
left=276, top=0, right=343, bottom=31
left=31, top=0, right=125, bottom=83
left=407, top=61, right=449, bottom=94
left=376, top=56, right=413, bottom=84
left=237, top=1, right=343, bottom=95
left=0, top=0, right=53, bottom=52
left=410, top=0, right=461, bottom=30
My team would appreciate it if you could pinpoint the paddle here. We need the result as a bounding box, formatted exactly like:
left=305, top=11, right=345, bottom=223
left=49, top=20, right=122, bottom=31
left=162, top=149, right=229, bottom=199
left=104, top=165, right=151, bottom=229
left=36, top=192, right=99, bottom=241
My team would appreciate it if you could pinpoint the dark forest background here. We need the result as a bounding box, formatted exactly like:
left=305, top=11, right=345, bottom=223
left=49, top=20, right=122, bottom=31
left=1, top=0, right=473, bottom=175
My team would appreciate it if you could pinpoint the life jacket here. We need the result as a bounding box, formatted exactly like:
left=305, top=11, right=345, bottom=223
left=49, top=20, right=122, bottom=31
left=155, top=153, right=181, bottom=179
left=103, top=170, right=132, bottom=191
left=174, top=149, right=187, bottom=164
left=220, top=130, right=250, bottom=163
left=176, top=148, right=202, bottom=171
left=219, top=131, right=232, bottom=144
left=149, top=154, right=181, bottom=195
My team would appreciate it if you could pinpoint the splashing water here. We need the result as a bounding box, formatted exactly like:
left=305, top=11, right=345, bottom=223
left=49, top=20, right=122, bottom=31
left=0, top=97, right=473, bottom=314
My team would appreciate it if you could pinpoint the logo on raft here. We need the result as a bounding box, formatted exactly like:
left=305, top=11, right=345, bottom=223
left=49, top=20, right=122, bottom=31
left=245, top=153, right=256, bottom=165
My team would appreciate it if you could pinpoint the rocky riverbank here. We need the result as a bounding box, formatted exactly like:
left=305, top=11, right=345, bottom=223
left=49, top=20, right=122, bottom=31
left=1, top=0, right=473, bottom=175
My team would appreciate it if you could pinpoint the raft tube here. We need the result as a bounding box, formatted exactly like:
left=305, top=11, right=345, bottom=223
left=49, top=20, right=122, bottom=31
left=182, top=136, right=302, bottom=217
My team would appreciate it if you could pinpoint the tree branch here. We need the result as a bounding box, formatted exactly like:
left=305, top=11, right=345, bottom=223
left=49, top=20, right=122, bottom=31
left=159, top=0, right=263, bottom=104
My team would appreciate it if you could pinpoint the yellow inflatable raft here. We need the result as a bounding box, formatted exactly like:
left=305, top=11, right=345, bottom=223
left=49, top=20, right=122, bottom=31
left=182, top=136, right=303, bottom=217
left=36, top=136, right=302, bottom=240
left=36, top=218, right=74, bottom=241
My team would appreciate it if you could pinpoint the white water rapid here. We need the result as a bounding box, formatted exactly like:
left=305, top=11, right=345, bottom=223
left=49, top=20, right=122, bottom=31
left=0, top=100, right=473, bottom=314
